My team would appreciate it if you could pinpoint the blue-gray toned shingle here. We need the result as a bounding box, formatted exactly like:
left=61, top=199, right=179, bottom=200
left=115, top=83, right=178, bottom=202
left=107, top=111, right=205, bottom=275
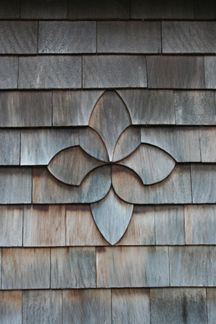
left=0, top=0, right=19, bottom=18
left=200, top=128, right=216, bottom=162
left=205, top=57, right=216, bottom=89
left=97, top=22, right=161, bottom=54
left=0, top=57, right=18, bottom=89
left=0, top=291, right=22, bottom=324
left=147, top=56, right=205, bottom=89
left=169, top=246, right=216, bottom=286
left=0, top=131, right=20, bottom=165
left=39, top=21, right=96, bottom=54
left=18, top=56, right=81, bottom=89
left=191, top=165, right=216, bottom=203
left=151, top=288, right=207, bottom=324
left=207, top=289, right=216, bottom=324
left=131, top=0, right=194, bottom=19
left=0, top=207, right=23, bottom=247
left=51, top=247, right=96, bottom=288
left=0, top=22, right=37, bottom=54
left=68, top=0, right=130, bottom=19
left=83, top=56, right=147, bottom=88
left=21, top=0, right=67, bottom=18
left=163, top=22, right=216, bottom=53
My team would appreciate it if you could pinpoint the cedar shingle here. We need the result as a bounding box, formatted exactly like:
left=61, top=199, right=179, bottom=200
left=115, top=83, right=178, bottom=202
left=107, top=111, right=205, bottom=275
left=194, top=0, right=216, bottom=19
left=147, top=56, right=205, bottom=89
left=97, top=21, right=161, bottom=53
left=0, top=22, right=37, bottom=54
left=0, top=291, right=22, bottom=324
left=0, top=130, right=20, bottom=165
left=0, top=207, right=23, bottom=247
left=21, top=0, right=67, bottom=18
left=0, top=0, right=19, bottom=18
left=207, top=289, right=216, bottom=324
left=18, top=56, right=82, bottom=89
left=0, top=57, right=18, bottom=89
left=205, top=57, right=216, bottom=89
left=191, top=165, right=216, bottom=203
left=83, top=55, right=147, bottom=88
left=39, top=22, right=96, bottom=54
left=200, top=128, right=216, bottom=162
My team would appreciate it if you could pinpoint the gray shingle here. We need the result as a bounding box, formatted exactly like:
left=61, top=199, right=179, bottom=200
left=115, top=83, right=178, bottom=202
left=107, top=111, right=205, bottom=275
left=97, top=22, right=161, bottom=54
left=194, top=0, right=216, bottom=19
left=23, top=291, right=62, bottom=324
left=175, top=91, right=216, bottom=125
left=63, top=290, right=111, bottom=324
left=191, top=165, right=216, bottom=203
left=0, top=22, right=37, bottom=54
left=0, top=57, right=18, bottom=89
left=200, top=128, right=216, bottom=162
left=163, top=22, right=216, bottom=53
left=0, top=291, right=22, bottom=324
left=0, top=91, right=52, bottom=127
left=205, top=57, right=216, bottom=89
left=151, top=288, right=207, bottom=324
left=147, top=56, right=205, bottom=89
left=83, top=55, right=147, bottom=88
left=96, top=247, right=169, bottom=287
left=169, top=246, right=216, bottom=286
left=0, top=207, right=23, bottom=247
left=51, top=247, right=96, bottom=288
left=0, top=0, right=19, bottom=18
left=39, top=21, right=96, bottom=54
left=207, top=289, right=216, bottom=324
left=18, top=56, right=81, bottom=89
left=0, top=130, right=20, bottom=165
left=2, top=248, right=50, bottom=289
left=131, top=0, right=194, bottom=19
left=68, top=0, right=130, bottom=19
left=21, top=0, right=67, bottom=18
left=0, top=168, right=31, bottom=204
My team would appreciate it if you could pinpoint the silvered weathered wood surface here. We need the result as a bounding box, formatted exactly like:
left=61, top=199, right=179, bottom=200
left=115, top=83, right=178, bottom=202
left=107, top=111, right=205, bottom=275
left=205, top=57, right=216, bottom=89
left=191, top=165, right=216, bottom=203
left=21, top=0, right=68, bottom=18
left=0, top=207, right=23, bottom=247
left=0, top=291, right=22, bottom=324
left=0, top=57, right=18, bottom=89
left=200, top=128, right=216, bottom=162
left=0, top=130, right=20, bottom=165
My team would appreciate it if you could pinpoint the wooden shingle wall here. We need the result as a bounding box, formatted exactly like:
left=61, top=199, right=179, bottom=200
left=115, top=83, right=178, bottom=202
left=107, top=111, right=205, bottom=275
left=0, top=0, right=216, bottom=323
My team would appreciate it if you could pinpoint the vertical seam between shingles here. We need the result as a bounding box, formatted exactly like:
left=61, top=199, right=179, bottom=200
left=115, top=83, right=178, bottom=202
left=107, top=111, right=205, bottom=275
left=17, top=56, right=20, bottom=89
left=22, top=207, right=24, bottom=247
left=111, top=288, right=113, bottom=324
left=95, top=21, right=98, bottom=53
left=0, top=249, right=2, bottom=289
left=19, top=130, right=21, bottom=165
left=61, top=290, right=63, bottom=324
left=205, top=287, right=208, bottom=324
left=198, top=128, right=202, bottom=162
left=183, top=205, right=186, bottom=245
left=190, top=164, right=194, bottom=204
left=51, top=90, right=54, bottom=127
left=160, top=21, right=163, bottom=54
left=36, top=20, right=39, bottom=54
left=168, top=246, right=171, bottom=287
left=81, top=55, right=84, bottom=88
left=31, top=167, right=33, bottom=204
left=21, top=290, right=23, bottom=324
left=64, top=206, right=67, bottom=246
left=95, top=247, right=97, bottom=288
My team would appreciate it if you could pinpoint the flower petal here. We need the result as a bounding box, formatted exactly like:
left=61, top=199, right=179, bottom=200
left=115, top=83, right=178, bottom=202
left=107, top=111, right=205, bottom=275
left=91, top=188, right=133, bottom=245
left=89, top=91, right=131, bottom=160
left=48, top=146, right=105, bottom=186
left=118, top=144, right=176, bottom=185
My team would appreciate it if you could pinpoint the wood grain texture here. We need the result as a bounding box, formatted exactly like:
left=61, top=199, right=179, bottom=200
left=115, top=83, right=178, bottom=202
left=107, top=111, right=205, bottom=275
left=0, top=207, right=23, bottom=247
left=113, top=126, right=141, bottom=161
left=147, top=56, right=205, bottom=89
left=91, top=188, right=133, bottom=245
left=39, top=21, right=96, bottom=53
left=83, top=56, right=147, bottom=88
left=21, top=129, right=79, bottom=165
left=191, top=165, right=216, bottom=203
left=112, top=165, right=192, bottom=204
left=185, top=205, right=216, bottom=244
left=0, top=168, right=31, bottom=204
left=63, top=289, right=111, bottom=324
left=66, top=206, right=106, bottom=246
left=18, top=56, right=81, bottom=89
left=169, top=246, right=216, bottom=286
left=0, top=0, right=19, bottom=18
left=141, top=127, right=201, bottom=162
left=21, top=0, right=67, bottom=18
left=2, top=248, right=50, bottom=289
left=0, top=91, right=52, bottom=127
left=0, top=130, right=20, bottom=165
left=207, top=289, right=216, bottom=324
left=33, top=166, right=111, bottom=204
left=163, top=22, right=216, bottom=53
left=131, top=0, right=194, bottom=19
left=48, top=146, right=104, bottom=186
left=118, top=90, right=175, bottom=125
left=175, top=91, right=216, bottom=125
left=0, top=57, right=18, bottom=89
left=23, top=205, right=65, bottom=247
left=118, top=144, right=175, bottom=185
left=194, top=0, right=216, bottom=19
left=53, top=90, right=102, bottom=126
left=51, top=247, right=96, bottom=288
left=0, top=291, right=22, bottom=324
left=89, top=91, right=131, bottom=159
left=96, top=246, right=169, bottom=287
left=68, top=0, right=130, bottom=19
left=205, top=57, right=216, bottom=89
left=112, top=289, right=150, bottom=324
left=23, top=291, right=62, bottom=324
left=0, top=21, right=37, bottom=54
left=150, top=288, right=207, bottom=324
left=200, top=128, right=216, bottom=162
left=97, top=21, right=161, bottom=53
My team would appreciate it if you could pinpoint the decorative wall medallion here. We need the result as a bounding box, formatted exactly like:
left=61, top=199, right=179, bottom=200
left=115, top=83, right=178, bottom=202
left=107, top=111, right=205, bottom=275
left=48, top=91, right=176, bottom=244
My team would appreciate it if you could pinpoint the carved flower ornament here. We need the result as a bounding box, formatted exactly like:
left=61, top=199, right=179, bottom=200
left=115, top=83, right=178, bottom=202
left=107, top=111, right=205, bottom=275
left=48, top=91, right=176, bottom=245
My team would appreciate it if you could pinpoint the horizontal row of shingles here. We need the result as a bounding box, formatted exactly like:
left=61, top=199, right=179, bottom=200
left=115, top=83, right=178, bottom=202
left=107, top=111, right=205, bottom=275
left=0, top=164, right=216, bottom=204
left=0, top=205, right=216, bottom=247
left=0, top=90, right=216, bottom=127
left=0, top=288, right=215, bottom=324
left=1, top=246, right=216, bottom=288
left=2, top=21, right=216, bottom=54
left=1, top=127, right=215, bottom=165
left=1, top=0, right=216, bottom=19
left=2, top=55, right=216, bottom=89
